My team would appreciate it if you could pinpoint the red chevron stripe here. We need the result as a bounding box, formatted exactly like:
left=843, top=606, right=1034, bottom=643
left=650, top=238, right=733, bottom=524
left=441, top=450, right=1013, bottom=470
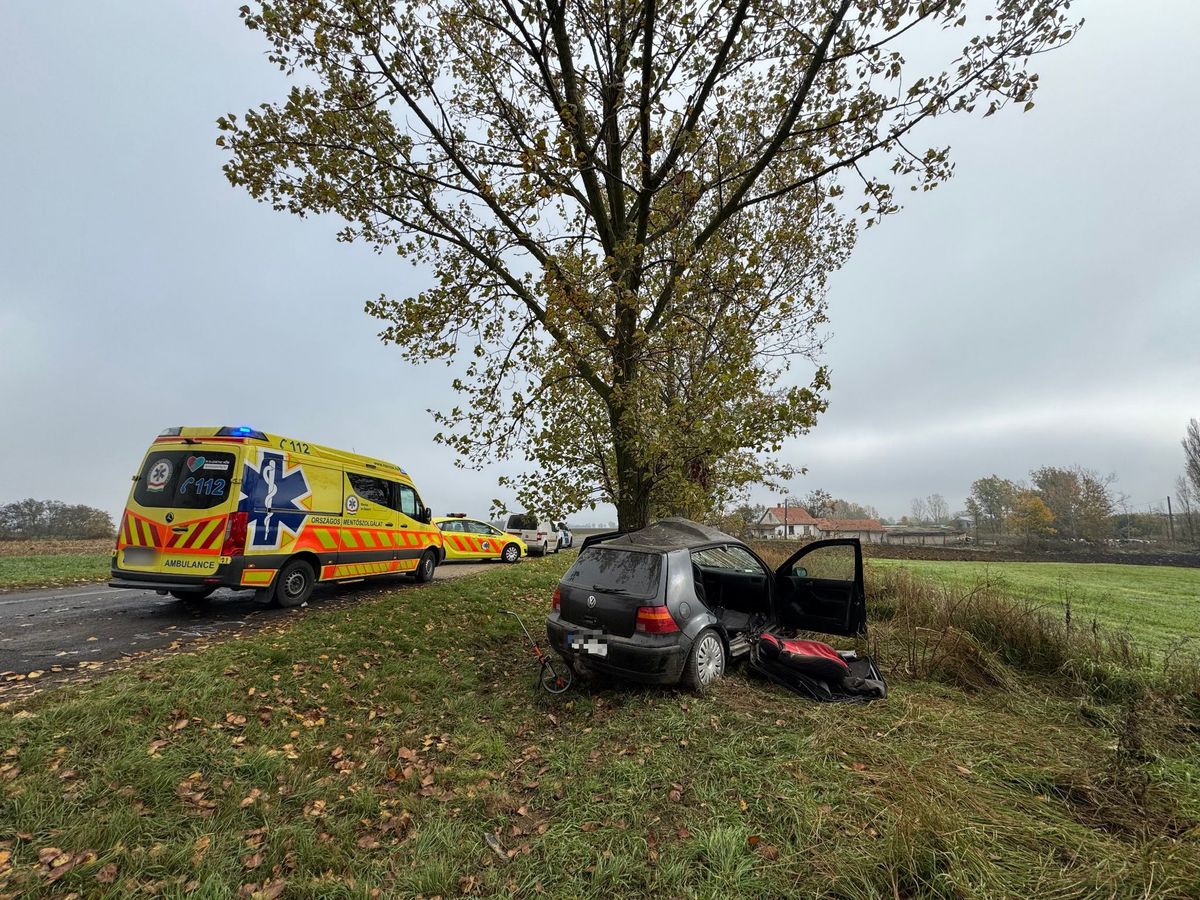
left=203, top=519, right=226, bottom=550
left=181, top=521, right=207, bottom=550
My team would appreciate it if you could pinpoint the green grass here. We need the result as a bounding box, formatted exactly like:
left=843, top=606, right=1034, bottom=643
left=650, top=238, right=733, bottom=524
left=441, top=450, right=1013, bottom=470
left=868, top=558, right=1200, bottom=653
left=1, top=555, right=1198, bottom=897
left=0, top=552, right=110, bottom=590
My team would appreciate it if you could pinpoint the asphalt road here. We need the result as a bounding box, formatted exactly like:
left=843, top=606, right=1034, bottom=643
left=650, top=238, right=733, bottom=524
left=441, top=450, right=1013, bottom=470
left=0, top=561, right=494, bottom=682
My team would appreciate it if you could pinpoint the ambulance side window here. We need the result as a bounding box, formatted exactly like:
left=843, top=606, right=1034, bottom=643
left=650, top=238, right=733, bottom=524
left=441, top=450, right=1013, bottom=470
left=348, top=473, right=390, bottom=507
left=394, top=484, right=420, bottom=519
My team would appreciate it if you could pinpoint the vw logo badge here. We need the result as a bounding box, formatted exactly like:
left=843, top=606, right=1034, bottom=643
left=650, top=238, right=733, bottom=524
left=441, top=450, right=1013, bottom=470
left=587, top=595, right=597, bottom=608
left=165, top=512, right=174, bottom=523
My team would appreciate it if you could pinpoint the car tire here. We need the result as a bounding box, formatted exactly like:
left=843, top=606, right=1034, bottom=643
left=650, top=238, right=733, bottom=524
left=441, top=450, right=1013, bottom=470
left=554, top=538, right=562, bottom=553
left=272, top=559, right=315, bottom=608
left=680, top=628, right=725, bottom=694
left=540, top=542, right=549, bottom=557
left=413, top=551, right=437, bottom=583
left=502, top=543, right=521, bottom=564
left=170, top=588, right=214, bottom=603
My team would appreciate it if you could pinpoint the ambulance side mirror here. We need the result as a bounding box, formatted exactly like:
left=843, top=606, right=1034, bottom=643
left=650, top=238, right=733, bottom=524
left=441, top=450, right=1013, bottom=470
left=421, top=506, right=433, bottom=524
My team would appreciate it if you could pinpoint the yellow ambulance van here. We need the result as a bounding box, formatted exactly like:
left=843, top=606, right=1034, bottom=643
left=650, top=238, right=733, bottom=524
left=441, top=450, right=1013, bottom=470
left=110, top=426, right=444, bottom=606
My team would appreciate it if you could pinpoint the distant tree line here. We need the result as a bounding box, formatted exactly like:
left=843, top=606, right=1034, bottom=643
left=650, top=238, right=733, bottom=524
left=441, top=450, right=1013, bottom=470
left=1177, top=418, right=1200, bottom=545
left=963, top=467, right=1114, bottom=545
left=803, top=490, right=879, bottom=521
left=0, top=499, right=115, bottom=541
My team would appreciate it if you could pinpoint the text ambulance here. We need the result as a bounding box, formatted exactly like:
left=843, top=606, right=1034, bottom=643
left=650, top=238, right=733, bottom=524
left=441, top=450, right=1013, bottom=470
left=110, top=426, right=444, bottom=606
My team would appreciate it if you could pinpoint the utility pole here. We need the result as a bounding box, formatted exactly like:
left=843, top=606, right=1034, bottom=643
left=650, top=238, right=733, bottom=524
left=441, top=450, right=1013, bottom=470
left=783, top=496, right=790, bottom=539
left=1167, top=496, right=1176, bottom=544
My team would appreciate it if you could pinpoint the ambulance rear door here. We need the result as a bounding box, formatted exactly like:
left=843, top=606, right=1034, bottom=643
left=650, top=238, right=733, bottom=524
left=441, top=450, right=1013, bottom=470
left=117, top=444, right=242, bottom=579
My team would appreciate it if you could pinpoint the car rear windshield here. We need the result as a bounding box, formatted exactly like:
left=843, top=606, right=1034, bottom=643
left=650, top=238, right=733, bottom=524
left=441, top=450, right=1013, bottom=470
left=506, top=513, right=539, bottom=530
left=563, top=548, right=663, bottom=599
left=134, top=450, right=237, bottom=510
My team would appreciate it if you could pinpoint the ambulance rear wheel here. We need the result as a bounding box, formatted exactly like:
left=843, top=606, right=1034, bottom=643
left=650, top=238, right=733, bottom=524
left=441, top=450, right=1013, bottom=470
left=502, top=543, right=520, bottom=564
left=414, top=551, right=437, bottom=583
left=273, top=559, right=315, bottom=608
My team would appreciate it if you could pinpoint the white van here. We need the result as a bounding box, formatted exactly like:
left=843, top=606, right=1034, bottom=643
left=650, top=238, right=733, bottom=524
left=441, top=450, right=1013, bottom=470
left=505, top=513, right=560, bottom=556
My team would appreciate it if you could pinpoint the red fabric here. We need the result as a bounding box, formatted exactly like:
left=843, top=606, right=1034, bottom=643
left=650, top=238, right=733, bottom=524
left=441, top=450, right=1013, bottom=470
left=759, top=634, right=850, bottom=675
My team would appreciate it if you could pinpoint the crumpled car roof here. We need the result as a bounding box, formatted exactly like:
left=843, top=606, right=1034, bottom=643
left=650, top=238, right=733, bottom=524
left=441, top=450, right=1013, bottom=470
left=603, top=517, right=739, bottom=550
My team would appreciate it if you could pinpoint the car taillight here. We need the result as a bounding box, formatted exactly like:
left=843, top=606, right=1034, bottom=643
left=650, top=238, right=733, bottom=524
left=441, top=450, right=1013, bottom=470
left=220, top=511, right=248, bottom=557
left=552, top=586, right=561, bottom=611
left=636, top=605, right=678, bottom=634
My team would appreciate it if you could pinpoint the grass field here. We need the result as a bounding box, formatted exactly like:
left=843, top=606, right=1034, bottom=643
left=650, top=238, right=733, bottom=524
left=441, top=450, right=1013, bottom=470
left=867, top=558, right=1200, bottom=653
left=0, top=552, right=110, bottom=590
left=1, top=554, right=1198, bottom=897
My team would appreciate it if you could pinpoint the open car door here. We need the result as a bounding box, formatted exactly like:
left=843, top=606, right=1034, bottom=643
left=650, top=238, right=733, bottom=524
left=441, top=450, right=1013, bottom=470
left=772, top=539, right=867, bottom=637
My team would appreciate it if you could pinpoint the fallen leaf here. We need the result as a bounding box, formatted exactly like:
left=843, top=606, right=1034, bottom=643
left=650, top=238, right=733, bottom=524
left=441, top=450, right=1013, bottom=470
left=95, top=862, right=118, bottom=883
left=38, top=848, right=63, bottom=865
left=192, top=834, right=211, bottom=866
left=240, top=788, right=262, bottom=808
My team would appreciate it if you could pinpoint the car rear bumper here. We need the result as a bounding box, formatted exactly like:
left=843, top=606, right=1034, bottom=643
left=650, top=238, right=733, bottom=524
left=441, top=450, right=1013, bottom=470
left=546, top=614, right=688, bottom=684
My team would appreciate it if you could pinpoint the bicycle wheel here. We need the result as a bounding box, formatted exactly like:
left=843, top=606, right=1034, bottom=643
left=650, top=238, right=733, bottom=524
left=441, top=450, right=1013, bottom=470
left=538, top=661, right=573, bottom=694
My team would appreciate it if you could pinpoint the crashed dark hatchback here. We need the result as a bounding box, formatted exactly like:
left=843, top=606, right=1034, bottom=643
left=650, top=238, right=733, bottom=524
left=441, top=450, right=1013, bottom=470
left=546, top=518, right=884, bottom=697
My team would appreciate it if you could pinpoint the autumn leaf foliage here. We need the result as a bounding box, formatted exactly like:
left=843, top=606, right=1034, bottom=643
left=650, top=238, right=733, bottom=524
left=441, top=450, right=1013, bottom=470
left=219, top=0, right=1079, bottom=528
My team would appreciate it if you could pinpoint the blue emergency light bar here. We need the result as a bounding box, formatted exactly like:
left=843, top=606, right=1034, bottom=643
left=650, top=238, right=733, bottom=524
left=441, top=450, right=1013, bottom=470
left=217, top=426, right=268, bottom=440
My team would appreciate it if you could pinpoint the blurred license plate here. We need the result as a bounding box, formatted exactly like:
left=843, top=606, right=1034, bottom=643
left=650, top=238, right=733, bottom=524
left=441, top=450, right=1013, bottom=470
left=567, top=630, right=608, bottom=656
left=122, top=547, right=156, bottom=567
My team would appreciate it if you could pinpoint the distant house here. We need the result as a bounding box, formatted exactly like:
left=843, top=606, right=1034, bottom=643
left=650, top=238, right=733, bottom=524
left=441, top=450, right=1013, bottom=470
left=751, top=505, right=820, bottom=539
left=815, top=518, right=887, bottom=543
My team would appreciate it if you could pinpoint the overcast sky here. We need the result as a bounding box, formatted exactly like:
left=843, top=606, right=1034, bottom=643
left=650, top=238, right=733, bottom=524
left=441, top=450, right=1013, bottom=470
left=1, top=1, right=1197, bottom=524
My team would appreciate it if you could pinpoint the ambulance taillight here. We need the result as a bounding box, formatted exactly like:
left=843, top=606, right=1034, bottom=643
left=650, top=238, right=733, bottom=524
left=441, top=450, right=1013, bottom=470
left=221, top=511, right=249, bottom=557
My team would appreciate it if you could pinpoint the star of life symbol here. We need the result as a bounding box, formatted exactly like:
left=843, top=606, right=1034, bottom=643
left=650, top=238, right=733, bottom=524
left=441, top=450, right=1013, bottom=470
left=242, top=450, right=311, bottom=549
left=147, top=459, right=171, bottom=492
